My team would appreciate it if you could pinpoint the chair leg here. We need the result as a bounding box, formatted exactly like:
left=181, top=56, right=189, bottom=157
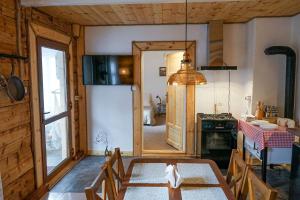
left=102, top=181, right=106, bottom=200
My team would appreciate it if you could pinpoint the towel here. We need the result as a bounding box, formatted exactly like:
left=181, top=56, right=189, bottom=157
left=165, top=165, right=183, bottom=188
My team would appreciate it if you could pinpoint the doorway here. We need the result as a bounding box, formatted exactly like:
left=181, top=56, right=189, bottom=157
left=132, top=41, right=196, bottom=156
left=142, top=51, right=186, bottom=153
left=37, top=37, right=71, bottom=180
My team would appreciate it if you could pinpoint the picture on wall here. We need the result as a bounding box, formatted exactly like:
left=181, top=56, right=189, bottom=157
left=159, top=67, right=166, bottom=76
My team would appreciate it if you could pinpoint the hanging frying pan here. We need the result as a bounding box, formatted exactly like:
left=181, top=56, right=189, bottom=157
left=0, top=74, right=7, bottom=89
left=4, top=61, right=25, bottom=101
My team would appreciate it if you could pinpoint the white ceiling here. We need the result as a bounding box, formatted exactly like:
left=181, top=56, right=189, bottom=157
left=21, top=0, right=251, bottom=7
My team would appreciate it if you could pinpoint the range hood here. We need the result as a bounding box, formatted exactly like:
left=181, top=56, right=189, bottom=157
left=201, top=20, right=237, bottom=70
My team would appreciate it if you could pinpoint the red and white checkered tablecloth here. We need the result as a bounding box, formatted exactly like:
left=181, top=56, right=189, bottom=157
left=239, top=120, right=295, bottom=151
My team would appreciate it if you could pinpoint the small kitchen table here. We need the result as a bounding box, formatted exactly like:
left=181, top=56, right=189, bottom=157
left=288, top=128, right=300, bottom=179
left=117, top=158, right=234, bottom=200
left=239, top=120, right=295, bottom=182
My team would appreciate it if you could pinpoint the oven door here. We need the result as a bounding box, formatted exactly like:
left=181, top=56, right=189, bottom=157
left=202, top=130, right=234, bottom=150
left=201, top=129, right=236, bottom=168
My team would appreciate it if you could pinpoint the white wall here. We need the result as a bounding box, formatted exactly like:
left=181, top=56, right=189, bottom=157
left=244, top=20, right=256, bottom=114
left=85, top=25, right=207, bottom=63
left=87, top=85, right=133, bottom=152
left=143, top=51, right=171, bottom=107
left=291, top=14, right=300, bottom=123
left=196, top=24, right=248, bottom=117
left=85, top=16, right=300, bottom=153
left=250, top=18, right=291, bottom=116
left=85, top=25, right=208, bottom=152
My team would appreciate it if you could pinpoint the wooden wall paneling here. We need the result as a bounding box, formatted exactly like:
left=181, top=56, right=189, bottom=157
left=132, top=41, right=196, bottom=156
left=0, top=2, right=83, bottom=199
left=0, top=15, right=17, bottom=54
left=30, top=8, right=72, bottom=35
left=0, top=103, right=30, bottom=133
left=0, top=146, right=33, bottom=182
left=0, top=2, right=35, bottom=199
left=76, top=26, right=88, bottom=155
left=1, top=147, right=34, bottom=188
left=0, top=137, right=32, bottom=171
left=0, top=93, right=29, bottom=109
left=0, top=124, right=31, bottom=159
left=3, top=169, right=35, bottom=200
left=15, top=0, right=25, bottom=79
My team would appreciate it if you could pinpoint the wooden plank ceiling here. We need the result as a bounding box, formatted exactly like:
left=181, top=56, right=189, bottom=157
left=36, top=0, right=300, bottom=25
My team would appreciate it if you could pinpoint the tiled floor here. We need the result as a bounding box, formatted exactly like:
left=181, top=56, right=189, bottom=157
left=50, top=156, right=106, bottom=193
left=43, top=156, right=299, bottom=200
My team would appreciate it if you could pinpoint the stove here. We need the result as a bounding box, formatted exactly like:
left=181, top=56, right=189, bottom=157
left=197, top=113, right=238, bottom=168
left=198, top=113, right=236, bottom=120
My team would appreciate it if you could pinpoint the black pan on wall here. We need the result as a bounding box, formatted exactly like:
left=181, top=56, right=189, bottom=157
left=0, top=61, right=25, bottom=101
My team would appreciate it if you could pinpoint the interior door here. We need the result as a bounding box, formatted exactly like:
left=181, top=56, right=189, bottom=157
left=166, top=52, right=186, bottom=151
left=37, top=37, right=71, bottom=180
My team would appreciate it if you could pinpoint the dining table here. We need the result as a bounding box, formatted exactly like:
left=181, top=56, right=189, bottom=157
left=117, top=158, right=234, bottom=200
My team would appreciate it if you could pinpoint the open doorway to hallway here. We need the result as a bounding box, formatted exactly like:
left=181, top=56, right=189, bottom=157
left=142, top=50, right=186, bottom=153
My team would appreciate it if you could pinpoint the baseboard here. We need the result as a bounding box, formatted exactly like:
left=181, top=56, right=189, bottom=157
left=88, top=150, right=133, bottom=156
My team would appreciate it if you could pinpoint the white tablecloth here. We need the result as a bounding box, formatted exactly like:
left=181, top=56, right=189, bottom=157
left=177, top=163, right=219, bottom=184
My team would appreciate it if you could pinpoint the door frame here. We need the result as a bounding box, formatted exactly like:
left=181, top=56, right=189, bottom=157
left=132, top=41, right=196, bottom=156
left=29, top=23, right=76, bottom=187
left=36, top=37, right=72, bottom=181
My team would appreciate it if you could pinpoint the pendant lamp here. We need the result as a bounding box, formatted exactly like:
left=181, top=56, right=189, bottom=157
left=167, top=0, right=207, bottom=86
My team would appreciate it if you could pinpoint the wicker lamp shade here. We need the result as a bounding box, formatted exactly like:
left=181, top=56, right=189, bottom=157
left=167, top=53, right=207, bottom=85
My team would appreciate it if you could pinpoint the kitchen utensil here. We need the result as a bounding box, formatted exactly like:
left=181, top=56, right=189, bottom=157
left=6, top=61, right=25, bottom=101
left=255, top=101, right=265, bottom=120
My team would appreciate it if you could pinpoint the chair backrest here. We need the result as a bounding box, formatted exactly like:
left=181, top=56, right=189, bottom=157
left=239, top=169, right=277, bottom=200
left=226, top=149, right=248, bottom=199
left=105, top=148, right=126, bottom=198
left=85, top=164, right=116, bottom=200
left=108, top=148, right=125, bottom=183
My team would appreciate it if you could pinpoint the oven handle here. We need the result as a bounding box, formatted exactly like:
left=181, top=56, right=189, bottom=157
left=215, top=126, right=225, bottom=129
left=202, top=130, right=235, bottom=132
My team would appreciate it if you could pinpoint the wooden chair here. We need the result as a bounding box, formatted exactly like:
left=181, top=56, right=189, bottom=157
left=85, top=164, right=116, bottom=200
left=226, top=149, right=248, bottom=199
left=107, top=148, right=126, bottom=195
left=238, top=169, right=277, bottom=200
